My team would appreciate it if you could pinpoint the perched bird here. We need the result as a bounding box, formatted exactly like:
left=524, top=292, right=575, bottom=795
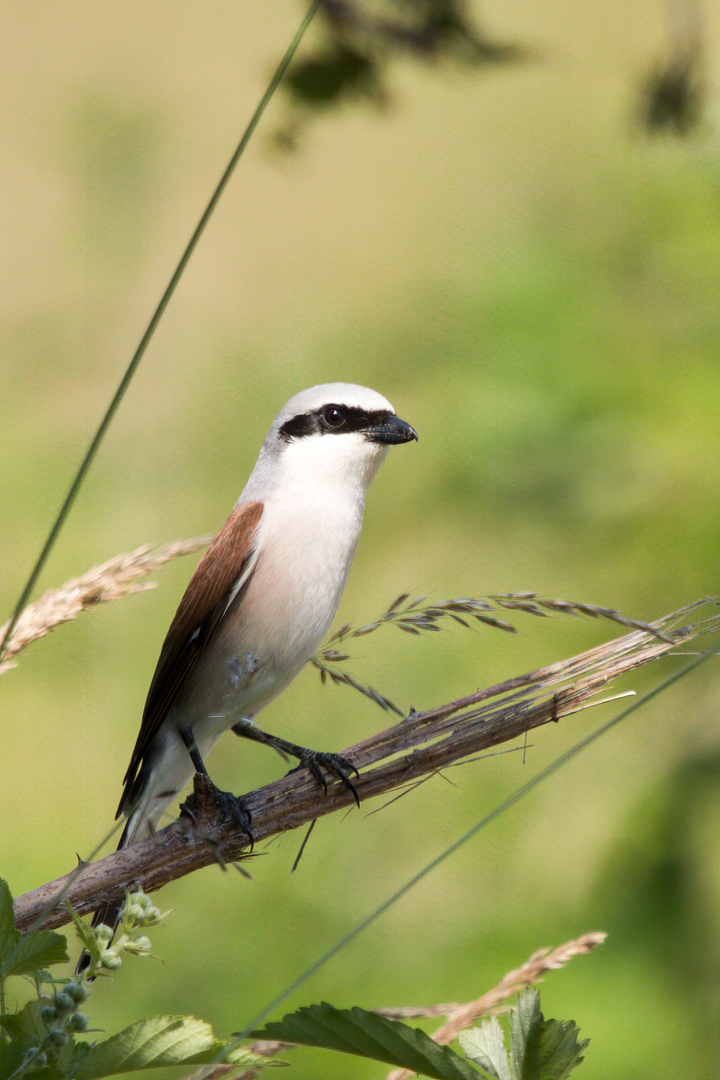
left=118, top=383, right=417, bottom=848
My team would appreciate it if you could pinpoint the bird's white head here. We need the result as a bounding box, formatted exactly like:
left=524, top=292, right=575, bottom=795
left=241, top=383, right=417, bottom=501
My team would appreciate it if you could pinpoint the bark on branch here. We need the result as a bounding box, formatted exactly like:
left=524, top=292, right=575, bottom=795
left=13, top=599, right=718, bottom=934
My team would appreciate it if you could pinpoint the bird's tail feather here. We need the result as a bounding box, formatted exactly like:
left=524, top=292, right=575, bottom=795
left=75, top=752, right=187, bottom=975
left=74, top=811, right=140, bottom=975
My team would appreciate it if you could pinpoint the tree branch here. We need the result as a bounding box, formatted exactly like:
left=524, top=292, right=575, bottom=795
left=13, top=598, right=718, bottom=934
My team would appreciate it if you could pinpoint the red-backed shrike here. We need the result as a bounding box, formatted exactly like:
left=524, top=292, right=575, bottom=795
left=118, top=383, right=417, bottom=848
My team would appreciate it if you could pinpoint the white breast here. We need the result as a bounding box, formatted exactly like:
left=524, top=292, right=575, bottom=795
left=238, top=481, right=365, bottom=675
left=182, top=426, right=388, bottom=728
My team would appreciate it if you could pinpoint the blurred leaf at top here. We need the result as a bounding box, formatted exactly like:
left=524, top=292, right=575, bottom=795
left=275, top=0, right=524, bottom=146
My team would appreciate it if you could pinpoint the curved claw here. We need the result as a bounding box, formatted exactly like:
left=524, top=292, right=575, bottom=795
left=213, top=788, right=255, bottom=851
left=292, top=751, right=361, bottom=808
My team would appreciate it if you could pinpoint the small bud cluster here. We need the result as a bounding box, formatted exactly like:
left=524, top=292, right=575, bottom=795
left=23, top=980, right=89, bottom=1072
left=21, top=890, right=167, bottom=1074
left=92, top=889, right=166, bottom=974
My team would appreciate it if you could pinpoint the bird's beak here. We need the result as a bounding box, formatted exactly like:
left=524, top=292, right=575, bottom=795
left=365, top=415, right=418, bottom=445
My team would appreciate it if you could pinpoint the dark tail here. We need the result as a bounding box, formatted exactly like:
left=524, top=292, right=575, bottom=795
left=75, top=817, right=133, bottom=976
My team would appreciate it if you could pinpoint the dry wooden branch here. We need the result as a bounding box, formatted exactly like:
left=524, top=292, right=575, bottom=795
left=0, top=536, right=211, bottom=674
left=13, top=598, right=719, bottom=934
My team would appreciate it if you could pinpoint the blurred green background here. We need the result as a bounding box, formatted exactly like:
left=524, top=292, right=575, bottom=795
left=2, top=2, right=720, bottom=1077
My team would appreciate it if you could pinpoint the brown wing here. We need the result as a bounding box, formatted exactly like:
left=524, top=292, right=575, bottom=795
left=118, top=500, right=264, bottom=813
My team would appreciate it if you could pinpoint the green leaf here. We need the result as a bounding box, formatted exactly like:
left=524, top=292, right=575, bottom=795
left=183, top=1043, right=264, bottom=1069
left=0, top=1039, right=27, bottom=1079
left=521, top=1018, right=588, bottom=1080
left=0, top=878, right=69, bottom=979
left=461, top=1019, right=514, bottom=1080
left=253, top=1003, right=481, bottom=1080
left=65, top=903, right=102, bottom=965
left=54, top=1030, right=82, bottom=1079
left=0, top=880, right=16, bottom=966
left=0, top=929, right=69, bottom=978
left=510, top=987, right=539, bottom=1075
left=72, top=1016, right=252, bottom=1080
left=510, top=990, right=589, bottom=1080
left=0, top=999, right=51, bottom=1044
left=32, top=970, right=57, bottom=984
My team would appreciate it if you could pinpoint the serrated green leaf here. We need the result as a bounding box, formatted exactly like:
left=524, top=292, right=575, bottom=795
left=510, top=990, right=589, bottom=1080
left=521, top=1017, right=588, bottom=1080
left=0, top=880, right=17, bottom=967
left=0, top=929, right=69, bottom=978
left=253, top=1003, right=481, bottom=1080
left=0, top=1038, right=27, bottom=1079
left=52, top=1028, right=82, bottom=1079
left=32, top=970, right=57, bottom=984
left=65, top=902, right=102, bottom=964
left=184, top=1043, right=266, bottom=1069
left=72, top=1016, right=246, bottom=1080
left=69, top=1041, right=94, bottom=1072
left=0, top=1012, right=25, bottom=1041
left=30, top=1066, right=64, bottom=1080
left=0, top=999, right=50, bottom=1044
left=460, top=1019, right=514, bottom=1080
left=0, top=879, right=69, bottom=980
left=510, top=988, right=540, bottom=1077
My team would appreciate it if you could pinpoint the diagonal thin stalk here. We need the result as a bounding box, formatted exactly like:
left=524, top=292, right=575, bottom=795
left=0, top=0, right=321, bottom=665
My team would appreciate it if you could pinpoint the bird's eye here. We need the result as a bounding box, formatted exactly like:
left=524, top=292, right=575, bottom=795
left=321, top=405, right=346, bottom=429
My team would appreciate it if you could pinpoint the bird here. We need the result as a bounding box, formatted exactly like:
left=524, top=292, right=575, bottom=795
left=75, top=382, right=416, bottom=975
left=117, top=382, right=418, bottom=850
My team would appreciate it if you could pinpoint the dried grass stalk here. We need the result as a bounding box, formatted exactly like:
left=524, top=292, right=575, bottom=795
left=312, top=590, right=680, bottom=714
left=0, top=536, right=211, bottom=674
left=382, top=932, right=606, bottom=1080
left=182, top=1040, right=294, bottom=1080
left=323, top=591, right=676, bottom=647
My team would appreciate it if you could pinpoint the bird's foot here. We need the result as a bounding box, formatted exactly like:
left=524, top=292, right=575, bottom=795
left=289, top=750, right=360, bottom=807
left=185, top=773, right=254, bottom=850
left=230, top=720, right=361, bottom=806
left=212, top=787, right=254, bottom=848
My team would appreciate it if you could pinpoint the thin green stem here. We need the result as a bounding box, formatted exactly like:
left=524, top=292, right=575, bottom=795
left=6, top=1050, right=35, bottom=1080
left=0, top=0, right=321, bottom=664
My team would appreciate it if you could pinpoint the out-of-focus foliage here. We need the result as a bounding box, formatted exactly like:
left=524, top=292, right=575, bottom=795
left=286, top=0, right=523, bottom=105
left=2, top=2, right=719, bottom=1079
left=255, top=990, right=589, bottom=1078
left=274, top=0, right=524, bottom=147
left=637, top=0, right=705, bottom=135
left=256, top=1001, right=482, bottom=1078
left=640, top=50, right=705, bottom=136
left=0, top=884, right=260, bottom=1080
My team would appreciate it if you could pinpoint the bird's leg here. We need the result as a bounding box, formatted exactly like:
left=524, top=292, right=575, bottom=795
left=231, top=718, right=360, bottom=807
left=179, top=727, right=254, bottom=844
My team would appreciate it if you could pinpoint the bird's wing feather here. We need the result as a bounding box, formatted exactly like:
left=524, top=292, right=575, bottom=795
left=119, top=500, right=264, bottom=811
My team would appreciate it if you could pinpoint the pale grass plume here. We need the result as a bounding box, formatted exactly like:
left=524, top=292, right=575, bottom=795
left=0, top=535, right=211, bottom=675
left=382, top=932, right=607, bottom=1080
